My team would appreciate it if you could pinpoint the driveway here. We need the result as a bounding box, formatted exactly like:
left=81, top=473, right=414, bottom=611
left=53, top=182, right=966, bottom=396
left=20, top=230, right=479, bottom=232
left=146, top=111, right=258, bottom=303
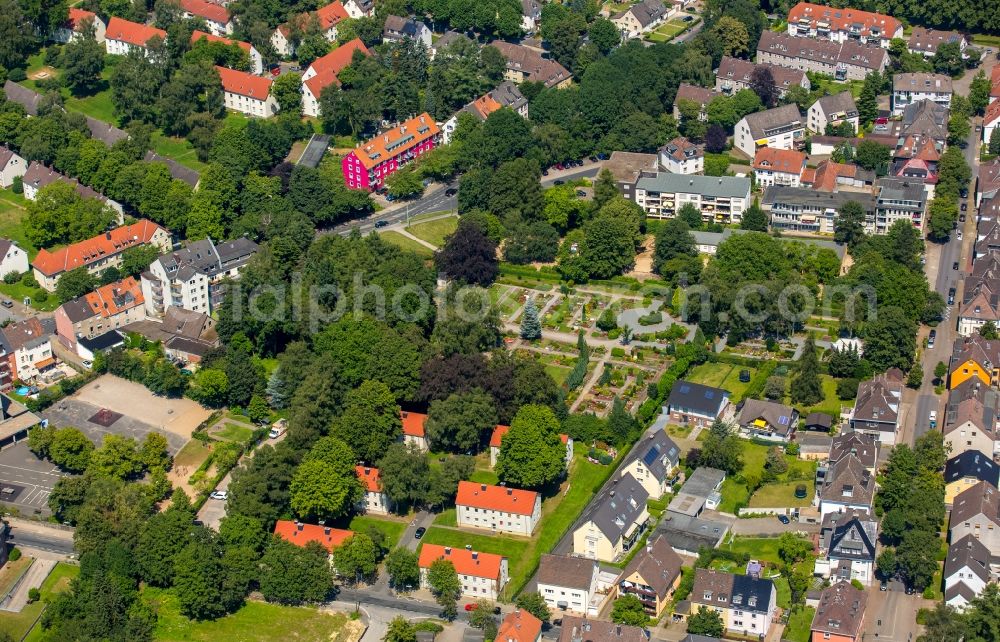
left=715, top=512, right=820, bottom=536
left=864, top=586, right=926, bottom=642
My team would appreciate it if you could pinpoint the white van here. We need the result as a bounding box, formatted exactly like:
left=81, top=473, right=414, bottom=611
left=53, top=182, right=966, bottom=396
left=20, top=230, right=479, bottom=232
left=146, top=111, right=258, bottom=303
left=269, top=418, right=288, bottom=439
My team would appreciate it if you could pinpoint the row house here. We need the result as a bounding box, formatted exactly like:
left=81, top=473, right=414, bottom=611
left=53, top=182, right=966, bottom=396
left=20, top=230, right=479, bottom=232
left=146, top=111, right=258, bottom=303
left=217, top=66, right=277, bottom=117
left=614, top=535, right=683, bottom=617
left=273, top=520, right=354, bottom=561
left=807, top=91, right=859, bottom=134
left=673, top=83, right=720, bottom=122
left=31, top=219, right=170, bottom=292
left=959, top=260, right=1000, bottom=335
left=21, top=161, right=122, bottom=215
left=301, top=38, right=370, bottom=117
left=714, top=55, right=810, bottom=97
left=573, top=474, right=649, bottom=562
left=814, top=509, right=877, bottom=586
left=400, top=410, right=428, bottom=451
left=985, top=100, right=1000, bottom=147
left=382, top=15, right=432, bottom=49
left=342, top=113, right=441, bottom=190
left=54, top=277, right=146, bottom=351
left=949, top=334, right=1000, bottom=389
left=735, top=398, right=798, bottom=442
left=908, top=27, right=967, bottom=58
left=756, top=31, right=888, bottom=82
left=802, top=159, right=874, bottom=192
left=455, top=481, right=542, bottom=536
left=733, top=103, right=804, bottom=158
left=633, top=173, right=751, bottom=223
left=271, top=1, right=348, bottom=58
left=443, top=81, right=528, bottom=144
left=949, top=482, right=1000, bottom=570
left=619, top=430, right=680, bottom=499
left=355, top=465, right=389, bottom=515
left=891, top=73, right=953, bottom=115
left=489, top=424, right=571, bottom=468
left=603, top=151, right=658, bottom=203
left=497, top=609, right=542, bottom=642
left=816, top=452, right=876, bottom=518
left=786, top=2, right=902, bottom=48
left=521, top=0, right=541, bottom=32
left=810, top=582, right=867, bottom=642
left=752, top=147, right=806, bottom=188
left=557, top=619, right=648, bottom=642
left=945, top=451, right=1000, bottom=507
left=894, top=100, right=949, bottom=145
left=418, top=544, right=508, bottom=600
left=610, top=0, right=670, bottom=39
left=54, top=8, right=106, bottom=43
left=490, top=41, right=572, bottom=89
left=105, top=17, right=166, bottom=57
left=659, top=137, right=703, bottom=175
left=871, top=178, right=927, bottom=234
left=762, top=185, right=875, bottom=235
left=344, top=0, right=374, bottom=19
left=180, top=0, right=233, bottom=36
left=536, top=554, right=601, bottom=615
left=191, top=31, right=263, bottom=75
left=944, top=377, right=1000, bottom=457
left=0, top=146, right=26, bottom=190
left=688, top=569, right=778, bottom=638
left=848, top=369, right=903, bottom=445
left=978, top=158, right=1000, bottom=209
left=0, top=318, right=55, bottom=383
left=141, top=237, right=259, bottom=316
left=944, top=535, right=992, bottom=610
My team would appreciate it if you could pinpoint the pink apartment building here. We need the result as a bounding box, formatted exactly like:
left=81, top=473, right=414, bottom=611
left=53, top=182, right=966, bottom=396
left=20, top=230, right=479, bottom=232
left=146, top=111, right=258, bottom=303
left=342, top=113, right=441, bottom=190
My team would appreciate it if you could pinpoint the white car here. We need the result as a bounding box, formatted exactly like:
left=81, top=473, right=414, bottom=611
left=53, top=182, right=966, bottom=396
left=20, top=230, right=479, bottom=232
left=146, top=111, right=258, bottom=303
left=209, top=490, right=228, bottom=501
left=957, top=231, right=963, bottom=241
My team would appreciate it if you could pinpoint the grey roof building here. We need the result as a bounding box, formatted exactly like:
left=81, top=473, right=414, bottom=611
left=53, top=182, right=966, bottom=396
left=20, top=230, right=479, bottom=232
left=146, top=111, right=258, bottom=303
left=144, top=151, right=201, bottom=186
left=574, top=473, right=649, bottom=560
left=850, top=370, right=904, bottom=443
left=557, top=617, right=648, bottom=642
left=655, top=512, right=729, bottom=555
left=668, top=466, right=725, bottom=517
left=819, top=508, right=877, bottom=569
left=636, top=173, right=752, bottom=199
left=740, top=103, right=804, bottom=141
left=613, top=0, right=669, bottom=29
left=946, top=451, right=1000, bottom=492
left=537, top=554, right=598, bottom=592
left=829, top=432, right=879, bottom=470
left=86, top=116, right=128, bottom=147
left=620, top=429, right=681, bottom=498
left=3, top=80, right=41, bottom=115
left=736, top=398, right=798, bottom=441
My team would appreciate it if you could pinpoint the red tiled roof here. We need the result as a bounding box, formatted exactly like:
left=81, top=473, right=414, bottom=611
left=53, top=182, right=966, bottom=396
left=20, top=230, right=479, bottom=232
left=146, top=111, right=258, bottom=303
left=316, top=1, right=349, bottom=30
left=356, top=465, right=382, bottom=492
left=752, top=147, right=806, bottom=173
left=106, top=17, right=166, bottom=48
left=987, top=100, right=1000, bottom=127
left=400, top=410, right=427, bottom=437
left=456, top=480, right=538, bottom=516
left=351, top=113, right=440, bottom=170
left=31, top=220, right=166, bottom=277
left=191, top=30, right=252, bottom=53
left=418, top=544, right=504, bottom=579
left=787, top=2, right=901, bottom=38
left=215, top=65, right=272, bottom=100
left=490, top=424, right=568, bottom=447
left=807, top=160, right=862, bottom=191
left=497, top=610, right=543, bottom=642
left=303, top=38, right=370, bottom=98
left=84, top=276, right=143, bottom=317
left=273, top=520, right=354, bottom=552
left=66, top=8, right=97, bottom=30
left=180, top=0, right=230, bottom=24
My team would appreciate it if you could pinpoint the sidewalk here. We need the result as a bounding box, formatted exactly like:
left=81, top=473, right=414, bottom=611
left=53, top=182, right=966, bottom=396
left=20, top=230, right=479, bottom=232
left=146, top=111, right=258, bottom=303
left=0, top=558, right=54, bottom=612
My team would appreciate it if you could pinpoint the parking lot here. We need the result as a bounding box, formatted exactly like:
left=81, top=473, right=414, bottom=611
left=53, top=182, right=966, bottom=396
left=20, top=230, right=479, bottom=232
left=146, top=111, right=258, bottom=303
left=0, top=443, right=65, bottom=516
left=41, top=398, right=189, bottom=453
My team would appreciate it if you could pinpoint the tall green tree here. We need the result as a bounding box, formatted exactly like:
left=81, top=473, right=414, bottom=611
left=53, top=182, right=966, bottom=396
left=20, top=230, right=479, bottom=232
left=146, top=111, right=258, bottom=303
left=687, top=607, right=724, bottom=637
left=427, top=559, right=461, bottom=619
left=520, top=297, right=542, bottom=340
left=426, top=390, right=498, bottom=453
left=331, top=381, right=402, bottom=463
left=834, top=201, right=866, bottom=248
left=790, top=336, right=823, bottom=405
left=610, top=594, right=648, bottom=626
left=495, top=404, right=566, bottom=489
left=385, top=548, right=421, bottom=589
left=332, top=533, right=379, bottom=582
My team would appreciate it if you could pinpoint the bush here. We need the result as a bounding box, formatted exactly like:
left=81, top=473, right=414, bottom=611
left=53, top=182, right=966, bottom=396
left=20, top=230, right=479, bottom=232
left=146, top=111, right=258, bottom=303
left=8, top=68, right=26, bottom=82
left=20, top=273, right=37, bottom=288
left=8, top=547, right=21, bottom=561
left=10, top=176, right=21, bottom=194
left=785, top=442, right=800, bottom=456
left=34, top=291, right=48, bottom=303
left=836, top=378, right=859, bottom=400
left=27, top=587, right=40, bottom=603
left=637, top=311, right=663, bottom=326
left=596, top=307, right=617, bottom=331
left=2, top=271, right=19, bottom=285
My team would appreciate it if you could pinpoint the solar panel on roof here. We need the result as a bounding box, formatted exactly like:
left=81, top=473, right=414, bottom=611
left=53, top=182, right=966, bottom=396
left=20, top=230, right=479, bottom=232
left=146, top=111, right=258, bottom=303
left=642, top=447, right=660, bottom=466
left=779, top=416, right=789, bottom=425
left=679, top=384, right=691, bottom=394
left=705, top=390, right=715, bottom=399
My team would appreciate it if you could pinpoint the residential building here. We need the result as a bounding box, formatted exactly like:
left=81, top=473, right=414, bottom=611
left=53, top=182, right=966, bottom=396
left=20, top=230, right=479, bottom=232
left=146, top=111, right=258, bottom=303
left=273, top=520, right=353, bottom=557
left=894, top=100, right=949, bottom=144
left=688, top=569, right=778, bottom=638
left=489, top=424, right=572, bottom=468
left=655, top=511, right=729, bottom=555
left=2, top=81, right=40, bottom=116
left=557, top=617, right=648, bottom=642
left=430, top=30, right=470, bottom=58
left=355, top=465, right=388, bottom=515
left=573, top=474, right=649, bottom=561
left=803, top=412, right=834, bottom=432
left=816, top=453, right=876, bottom=518
left=814, top=509, right=877, bottom=585
left=977, top=158, right=1000, bottom=208
left=342, top=113, right=441, bottom=190
left=892, top=73, right=952, bottom=115
left=0, top=394, right=42, bottom=447
left=666, top=466, right=725, bottom=517
left=828, top=433, right=879, bottom=473
left=271, top=1, right=349, bottom=57
left=714, top=55, right=810, bottom=97
left=75, top=330, right=125, bottom=362
left=141, top=237, right=259, bottom=316
left=521, top=0, right=541, bottom=32
left=85, top=117, right=128, bottom=147
left=615, top=535, right=683, bottom=616
left=536, top=554, right=600, bottom=615
left=848, top=370, right=903, bottom=444
left=301, top=38, right=370, bottom=117
left=985, top=100, right=1000, bottom=147
left=634, top=173, right=751, bottom=223
left=400, top=410, right=428, bottom=451
left=418, top=544, right=508, bottom=600
left=32, top=219, right=170, bottom=292
left=944, top=534, right=991, bottom=610
left=908, top=27, right=966, bottom=57
left=105, top=17, right=166, bottom=57
left=786, top=2, right=902, bottom=47
left=455, top=481, right=542, bottom=536
left=619, top=430, right=680, bottom=499
left=344, top=0, right=374, bottom=18
left=762, top=185, right=875, bottom=234
left=944, top=378, right=1000, bottom=457
left=945, top=451, right=1000, bottom=506
left=54, top=8, right=106, bottom=43
left=180, top=0, right=232, bottom=36
left=665, top=380, right=731, bottom=428
left=801, top=160, right=874, bottom=192
left=143, top=151, right=201, bottom=188
left=217, top=66, right=276, bottom=117
left=383, top=15, right=432, bottom=48
left=756, top=31, right=889, bottom=82
left=949, top=335, right=1000, bottom=389
left=496, top=609, right=542, bottom=642
left=442, top=81, right=528, bottom=144
left=191, top=31, right=263, bottom=75
left=735, top=398, right=798, bottom=442
left=733, top=104, right=805, bottom=158
left=871, top=177, right=927, bottom=234
left=611, top=0, right=670, bottom=39
left=810, top=581, right=867, bottom=642
left=0, top=318, right=55, bottom=383
left=54, top=277, right=145, bottom=350
left=752, top=147, right=806, bottom=188
left=949, top=482, right=1000, bottom=560
left=490, top=41, right=572, bottom=89
left=0, top=239, right=26, bottom=282
left=21, top=161, right=122, bottom=214
left=0, top=146, right=25, bottom=189
left=121, top=306, right=217, bottom=364
left=605, top=152, right=659, bottom=202
left=659, top=137, right=703, bottom=175
left=807, top=91, right=858, bottom=134
left=673, top=83, right=720, bottom=121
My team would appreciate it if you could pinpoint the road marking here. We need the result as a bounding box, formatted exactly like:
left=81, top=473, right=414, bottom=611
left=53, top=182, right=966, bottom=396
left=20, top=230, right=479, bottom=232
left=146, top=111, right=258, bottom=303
left=0, top=463, right=63, bottom=478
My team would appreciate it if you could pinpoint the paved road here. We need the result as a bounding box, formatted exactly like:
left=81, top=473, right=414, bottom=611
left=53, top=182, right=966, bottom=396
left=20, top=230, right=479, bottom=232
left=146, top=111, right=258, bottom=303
left=6, top=519, right=75, bottom=557
left=863, top=586, right=925, bottom=642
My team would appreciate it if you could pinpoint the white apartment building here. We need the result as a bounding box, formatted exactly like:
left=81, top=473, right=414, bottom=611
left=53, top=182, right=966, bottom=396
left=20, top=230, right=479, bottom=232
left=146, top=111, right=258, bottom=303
left=419, top=545, right=509, bottom=600
left=752, top=147, right=806, bottom=188
left=217, top=66, right=277, bottom=117
left=105, top=17, right=166, bottom=57
left=734, top=104, right=805, bottom=158
left=536, top=554, right=601, bottom=615
left=633, top=173, right=751, bottom=223
left=659, top=137, right=703, bottom=175
left=891, top=73, right=953, bottom=115
left=455, top=481, right=541, bottom=536
left=356, top=466, right=389, bottom=515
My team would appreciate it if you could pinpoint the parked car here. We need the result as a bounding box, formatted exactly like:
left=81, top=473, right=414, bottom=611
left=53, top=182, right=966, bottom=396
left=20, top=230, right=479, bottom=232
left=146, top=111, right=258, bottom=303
left=596, top=153, right=608, bottom=160
left=958, top=231, right=963, bottom=240
left=269, top=419, right=288, bottom=439
left=445, top=188, right=458, bottom=197
left=880, top=580, right=888, bottom=591
left=948, top=287, right=956, bottom=305
left=683, top=14, right=694, bottom=20
left=0, top=300, right=11, bottom=309
left=414, top=527, right=426, bottom=539
left=777, top=514, right=790, bottom=524
left=82, top=359, right=93, bottom=369
left=576, top=190, right=587, bottom=197
left=928, top=329, right=936, bottom=347
left=465, top=603, right=478, bottom=612
left=954, top=261, right=960, bottom=270
left=960, top=213, right=966, bottom=222
left=905, top=586, right=915, bottom=595
left=960, top=188, right=969, bottom=198
left=961, top=202, right=968, bottom=211
left=542, top=169, right=549, bottom=176
left=554, top=179, right=565, bottom=185
left=210, top=491, right=228, bottom=500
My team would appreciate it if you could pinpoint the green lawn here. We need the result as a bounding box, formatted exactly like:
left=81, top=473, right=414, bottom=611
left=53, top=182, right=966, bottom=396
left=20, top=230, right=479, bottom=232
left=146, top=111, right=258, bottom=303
left=686, top=362, right=756, bottom=402
left=379, top=231, right=434, bottom=257
left=784, top=606, right=815, bottom=642
left=468, top=469, right=500, bottom=486
left=212, top=422, right=254, bottom=444
left=748, top=480, right=814, bottom=508
left=0, top=188, right=36, bottom=258
left=174, top=439, right=212, bottom=470
left=150, top=133, right=208, bottom=172
left=3, top=562, right=79, bottom=642
left=406, top=216, right=458, bottom=248
left=795, top=375, right=846, bottom=419
left=145, top=588, right=351, bottom=642
left=347, top=515, right=407, bottom=550
left=717, top=440, right=816, bottom=513
left=433, top=508, right=458, bottom=526
left=645, top=20, right=689, bottom=42
left=0, top=281, right=59, bottom=311
left=543, top=364, right=572, bottom=386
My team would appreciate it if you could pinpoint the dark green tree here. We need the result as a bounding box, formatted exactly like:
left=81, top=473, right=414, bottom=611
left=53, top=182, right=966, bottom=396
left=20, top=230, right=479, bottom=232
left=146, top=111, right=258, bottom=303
left=495, top=404, right=566, bottom=489
left=610, top=594, right=647, bottom=626
left=687, top=607, right=724, bottom=637
left=790, top=336, right=823, bottom=405
left=834, top=201, right=866, bottom=248
left=331, top=380, right=401, bottom=464
left=520, top=297, right=542, bottom=340
left=385, top=548, right=421, bottom=590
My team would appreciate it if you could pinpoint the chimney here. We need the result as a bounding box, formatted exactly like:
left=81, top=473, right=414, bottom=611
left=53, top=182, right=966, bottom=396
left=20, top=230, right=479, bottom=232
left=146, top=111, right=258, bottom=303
left=445, top=547, right=452, bottom=555
left=324, top=526, right=331, bottom=535
left=466, top=544, right=472, bottom=550
left=296, top=521, right=303, bottom=532
left=364, top=467, right=371, bottom=474
left=481, top=484, right=487, bottom=491
left=507, top=488, right=512, bottom=495
left=472, top=551, right=479, bottom=560
left=105, top=232, right=112, bottom=240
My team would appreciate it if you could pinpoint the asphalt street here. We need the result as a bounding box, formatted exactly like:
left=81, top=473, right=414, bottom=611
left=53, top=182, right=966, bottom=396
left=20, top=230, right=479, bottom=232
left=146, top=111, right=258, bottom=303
left=6, top=520, right=75, bottom=557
